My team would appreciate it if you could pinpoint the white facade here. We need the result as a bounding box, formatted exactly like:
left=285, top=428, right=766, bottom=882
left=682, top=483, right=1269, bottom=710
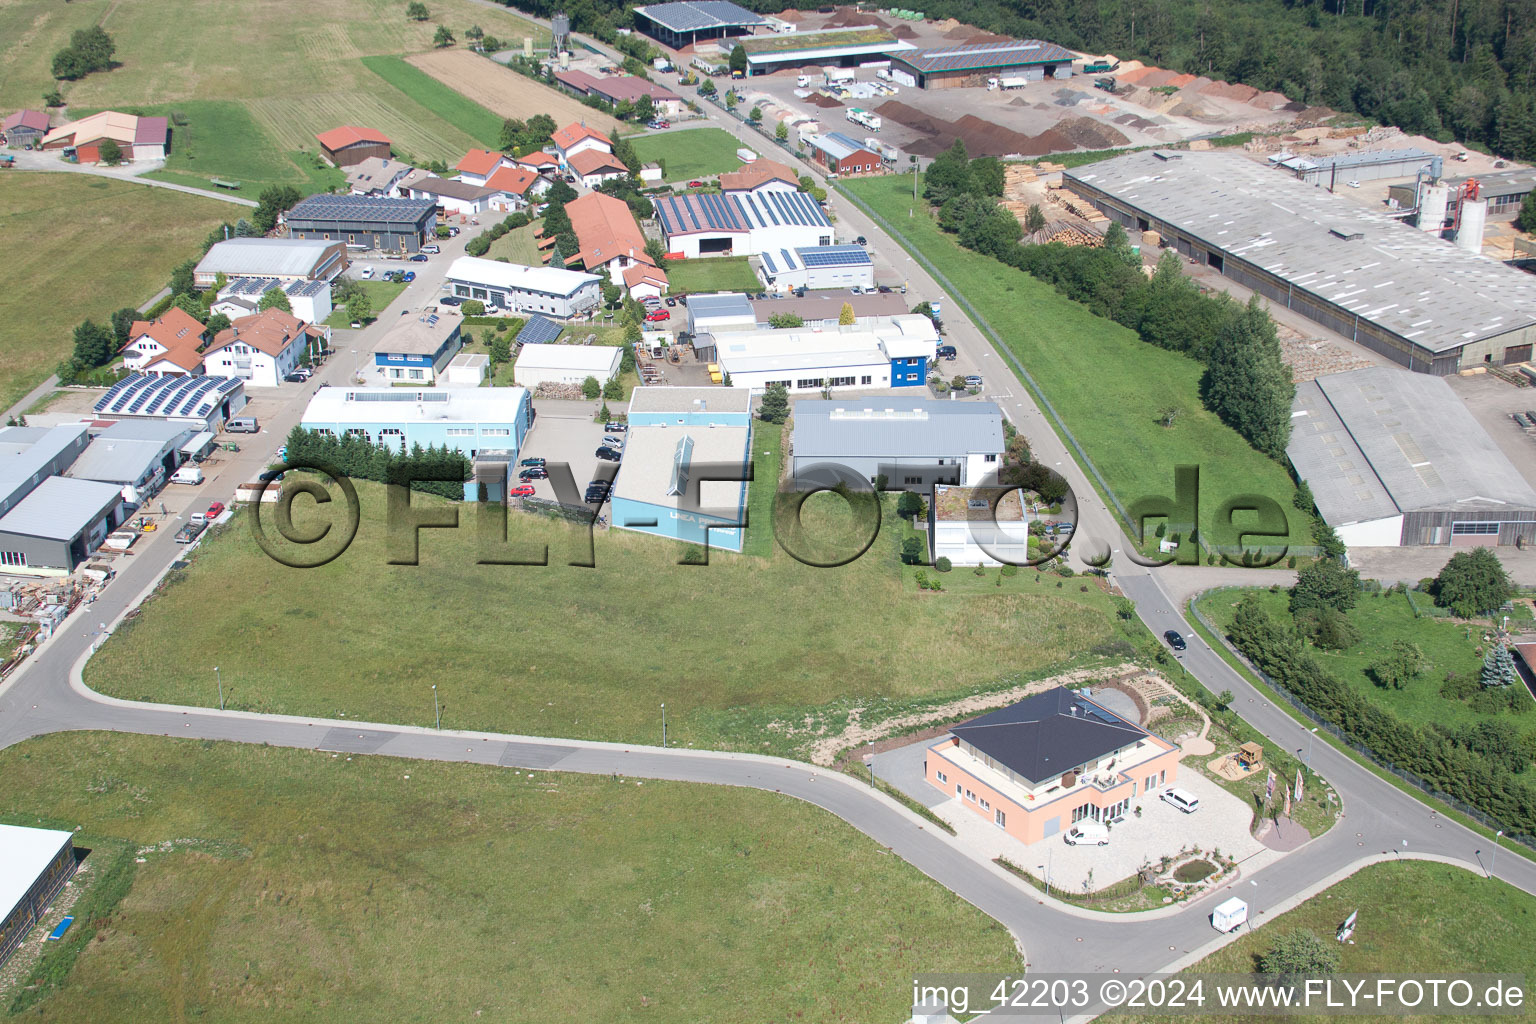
left=714, top=315, right=938, bottom=393
left=556, top=135, right=611, bottom=167
left=445, top=256, right=601, bottom=319
left=1336, top=515, right=1405, bottom=548
left=513, top=343, right=623, bottom=388
left=210, top=280, right=333, bottom=326
left=444, top=352, right=488, bottom=386
left=204, top=336, right=305, bottom=389
left=931, top=517, right=1031, bottom=567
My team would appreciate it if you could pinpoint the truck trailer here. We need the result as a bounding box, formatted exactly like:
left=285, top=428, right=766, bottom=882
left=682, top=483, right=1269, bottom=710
left=847, top=107, right=881, bottom=131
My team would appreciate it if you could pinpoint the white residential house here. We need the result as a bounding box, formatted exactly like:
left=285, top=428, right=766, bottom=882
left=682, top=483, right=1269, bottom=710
left=550, top=122, right=613, bottom=169
left=454, top=148, right=516, bottom=187
left=929, top=485, right=1032, bottom=567
left=202, top=308, right=325, bottom=388
left=120, top=308, right=208, bottom=378
left=483, top=165, right=548, bottom=212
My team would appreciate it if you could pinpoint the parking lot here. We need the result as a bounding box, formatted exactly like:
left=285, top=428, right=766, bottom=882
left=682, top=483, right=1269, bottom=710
left=512, top=399, right=618, bottom=506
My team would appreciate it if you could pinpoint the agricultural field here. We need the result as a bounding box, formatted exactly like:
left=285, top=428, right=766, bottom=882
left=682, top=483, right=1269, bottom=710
left=0, top=174, right=231, bottom=413
left=842, top=174, right=1311, bottom=552
left=0, top=732, right=1021, bottom=1021
left=129, top=100, right=345, bottom=195
left=633, top=127, right=750, bottom=182
left=86, top=480, right=1125, bottom=755
left=406, top=49, right=623, bottom=136
left=0, top=0, right=547, bottom=167
left=666, top=255, right=762, bottom=293
left=1101, top=861, right=1536, bottom=1024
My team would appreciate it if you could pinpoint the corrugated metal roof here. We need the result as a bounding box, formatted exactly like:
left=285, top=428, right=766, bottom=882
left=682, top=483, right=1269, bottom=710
left=0, top=424, right=88, bottom=506
left=0, top=476, right=122, bottom=541
left=286, top=194, right=436, bottom=226
left=895, top=39, right=1074, bottom=74
left=196, top=239, right=339, bottom=279
left=794, top=399, right=1004, bottom=460
left=633, top=0, right=763, bottom=32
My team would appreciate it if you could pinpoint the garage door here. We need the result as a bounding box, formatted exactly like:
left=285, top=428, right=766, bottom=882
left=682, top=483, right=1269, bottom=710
left=1042, top=816, right=1061, bottom=838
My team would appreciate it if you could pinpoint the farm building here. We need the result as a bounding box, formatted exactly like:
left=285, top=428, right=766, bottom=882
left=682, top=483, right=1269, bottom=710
left=1288, top=365, right=1536, bottom=548
left=0, top=476, right=127, bottom=572
left=925, top=687, right=1182, bottom=845
left=1270, top=147, right=1434, bottom=189
left=711, top=313, right=936, bottom=393
left=512, top=343, right=623, bottom=389
left=1065, top=150, right=1536, bottom=374
left=203, top=308, right=326, bottom=389
left=717, top=158, right=799, bottom=194
left=610, top=387, right=753, bottom=553
left=93, top=374, right=248, bottom=432
left=346, top=157, right=414, bottom=196
left=756, top=244, right=874, bottom=291
left=66, top=420, right=194, bottom=496
left=445, top=256, right=601, bottom=319
left=566, top=192, right=652, bottom=278
left=739, top=26, right=915, bottom=75
left=0, top=825, right=76, bottom=968
left=0, top=425, right=90, bottom=520
left=194, top=238, right=347, bottom=288
left=553, top=70, right=686, bottom=118
left=632, top=0, right=764, bottom=48
left=2, top=110, right=49, bottom=149
left=801, top=132, right=884, bottom=176
left=283, top=194, right=437, bottom=253
left=792, top=399, right=1004, bottom=491
left=654, top=189, right=832, bottom=258
left=120, top=308, right=209, bottom=378
left=300, top=386, right=533, bottom=460
left=890, top=40, right=1075, bottom=89
left=1388, top=166, right=1536, bottom=228
left=315, top=125, right=391, bottom=167
left=372, top=308, right=464, bottom=384
left=211, top=277, right=332, bottom=326
left=40, top=111, right=167, bottom=162
left=398, top=175, right=497, bottom=216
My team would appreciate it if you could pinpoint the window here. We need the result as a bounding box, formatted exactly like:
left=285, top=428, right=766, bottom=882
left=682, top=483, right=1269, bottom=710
left=829, top=376, right=855, bottom=387
left=979, top=797, right=990, bottom=810
left=994, top=808, right=1006, bottom=828
left=446, top=428, right=474, bottom=437
left=964, top=788, right=976, bottom=803
left=348, top=234, right=356, bottom=244
left=903, top=476, right=922, bottom=485
left=345, top=428, right=370, bottom=442
left=1452, top=521, right=1500, bottom=535
left=860, top=375, right=872, bottom=385
left=796, top=378, right=824, bottom=389
left=390, top=368, right=403, bottom=379
left=985, top=454, right=997, bottom=462
left=482, top=428, right=511, bottom=436
left=936, top=769, right=947, bottom=783
left=379, top=428, right=405, bottom=451
left=0, top=551, right=26, bottom=567
left=409, top=369, right=425, bottom=380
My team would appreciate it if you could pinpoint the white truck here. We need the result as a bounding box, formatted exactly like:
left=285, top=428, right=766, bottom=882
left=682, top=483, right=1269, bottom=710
left=1211, top=897, right=1248, bottom=933
left=847, top=107, right=881, bottom=132
left=824, top=67, right=856, bottom=88
left=988, top=75, right=1029, bottom=90
left=652, top=56, right=674, bottom=73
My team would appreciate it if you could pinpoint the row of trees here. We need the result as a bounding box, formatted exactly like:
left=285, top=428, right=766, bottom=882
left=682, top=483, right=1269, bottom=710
left=284, top=427, right=470, bottom=500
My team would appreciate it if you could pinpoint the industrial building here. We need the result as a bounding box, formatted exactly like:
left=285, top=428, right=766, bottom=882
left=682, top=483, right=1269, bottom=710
left=194, top=238, right=347, bottom=289
left=67, top=420, right=195, bottom=498
left=300, top=386, right=533, bottom=460
left=756, top=244, right=874, bottom=291
left=93, top=374, right=248, bottom=431
left=0, top=476, right=127, bottom=572
left=1065, top=150, right=1536, bottom=374
left=792, top=399, right=1003, bottom=490
left=1270, top=148, right=1434, bottom=189
left=315, top=125, right=391, bottom=168
left=284, top=194, right=437, bottom=253
left=444, top=256, right=601, bottom=319
left=2, top=110, right=49, bottom=149
left=655, top=189, right=833, bottom=258
left=801, top=132, right=884, bottom=176
left=40, top=110, right=168, bottom=162
left=686, top=290, right=910, bottom=338
left=890, top=40, right=1075, bottom=89
left=610, top=387, right=753, bottom=553
left=512, top=343, right=623, bottom=389
left=632, top=0, right=764, bottom=48
left=0, top=424, right=90, bottom=520
left=738, top=26, right=915, bottom=75
left=1388, top=166, right=1536, bottom=227
left=211, top=277, right=332, bottom=325
left=712, top=314, right=938, bottom=393
left=1287, top=366, right=1536, bottom=547
left=0, top=825, right=77, bottom=969
left=372, top=308, right=464, bottom=384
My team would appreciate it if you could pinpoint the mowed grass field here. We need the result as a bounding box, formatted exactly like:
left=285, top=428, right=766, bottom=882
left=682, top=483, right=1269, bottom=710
left=0, top=0, right=548, bottom=170
left=130, top=100, right=346, bottom=195
left=1101, top=861, right=1536, bottom=1024
left=667, top=256, right=762, bottom=293
left=0, top=733, right=1021, bottom=1021
left=406, top=49, right=623, bottom=136
left=633, top=127, right=752, bottom=181
left=87, top=481, right=1122, bottom=753
left=0, top=174, right=232, bottom=412
left=842, top=174, right=1311, bottom=552
left=486, top=221, right=544, bottom=265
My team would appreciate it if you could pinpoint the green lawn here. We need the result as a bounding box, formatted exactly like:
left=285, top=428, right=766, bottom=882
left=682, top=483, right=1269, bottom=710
left=0, top=174, right=232, bottom=413
left=742, top=419, right=784, bottom=558
left=360, top=55, right=504, bottom=150
left=87, top=480, right=1122, bottom=755
left=667, top=256, right=762, bottom=294
left=1197, top=587, right=1536, bottom=743
left=841, top=174, right=1311, bottom=554
left=633, top=128, right=752, bottom=182
left=1103, top=861, right=1536, bottom=1024
left=133, top=100, right=345, bottom=195
left=0, top=732, right=1020, bottom=1022
left=324, top=279, right=408, bottom=327
left=486, top=222, right=545, bottom=266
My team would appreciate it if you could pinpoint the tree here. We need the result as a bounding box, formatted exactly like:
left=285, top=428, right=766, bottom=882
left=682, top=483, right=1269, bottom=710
left=258, top=287, right=292, bottom=313
left=838, top=302, right=856, bottom=326
left=1294, top=606, right=1360, bottom=651
left=729, top=44, right=747, bottom=76
left=205, top=313, right=232, bottom=337
left=488, top=335, right=512, bottom=367
left=1025, top=203, right=1047, bottom=234
left=633, top=94, right=656, bottom=124
left=969, top=156, right=1005, bottom=197
left=758, top=382, right=789, bottom=424
left=1433, top=547, right=1513, bottom=618
left=406, top=1, right=429, bottom=20
left=721, top=370, right=732, bottom=387
left=347, top=292, right=373, bottom=324
left=234, top=218, right=258, bottom=238
left=110, top=307, right=139, bottom=346
left=52, top=26, right=115, bottom=80
left=252, top=185, right=301, bottom=234
left=1518, top=191, right=1536, bottom=234
left=1290, top=558, right=1360, bottom=615
left=725, top=90, right=739, bottom=111
left=748, top=106, right=762, bottom=122
left=97, top=138, right=124, bottom=166
left=546, top=179, right=578, bottom=206
left=897, top=491, right=923, bottom=518
left=1201, top=296, right=1294, bottom=459
left=171, top=293, right=207, bottom=320
left=51, top=48, right=87, bottom=81
left=775, top=120, right=789, bottom=142
left=602, top=375, right=624, bottom=400
left=1370, top=639, right=1423, bottom=690
left=1260, top=930, right=1340, bottom=979
left=1480, top=642, right=1519, bottom=688
left=169, top=260, right=197, bottom=296
left=461, top=299, right=485, bottom=316
left=71, top=320, right=114, bottom=368
left=433, top=24, right=455, bottom=46
left=644, top=238, right=668, bottom=265
left=923, top=139, right=973, bottom=204
left=900, top=535, right=925, bottom=564
left=599, top=270, right=623, bottom=309
left=466, top=24, right=484, bottom=40
left=1103, top=220, right=1139, bottom=266
left=698, top=78, right=716, bottom=98
left=581, top=375, right=602, bottom=399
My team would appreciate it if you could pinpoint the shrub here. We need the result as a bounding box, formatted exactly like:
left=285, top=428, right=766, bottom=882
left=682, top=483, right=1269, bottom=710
left=935, top=556, right=952, bottom=573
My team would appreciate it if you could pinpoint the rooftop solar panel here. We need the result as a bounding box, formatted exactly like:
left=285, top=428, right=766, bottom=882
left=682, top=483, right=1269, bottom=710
left=760, top=250, right=777, bottom=274
left=516, top=315, right=563, bottom=345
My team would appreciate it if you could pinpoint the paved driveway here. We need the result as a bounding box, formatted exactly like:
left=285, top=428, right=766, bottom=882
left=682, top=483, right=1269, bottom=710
left=516, top=399, right=610, bottom=504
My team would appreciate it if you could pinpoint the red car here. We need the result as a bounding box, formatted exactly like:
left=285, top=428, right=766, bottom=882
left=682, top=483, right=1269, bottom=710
left=687, top=179, right=706, bottom=188
left=644, top=309, right=671, bottom=322
left=206, top=501, right=226, bottom=519
left=509, top=484, right=536, bottom=497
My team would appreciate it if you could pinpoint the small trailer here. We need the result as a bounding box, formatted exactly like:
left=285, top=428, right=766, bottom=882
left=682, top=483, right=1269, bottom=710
left=1212, top=897, right=1248, bottom=933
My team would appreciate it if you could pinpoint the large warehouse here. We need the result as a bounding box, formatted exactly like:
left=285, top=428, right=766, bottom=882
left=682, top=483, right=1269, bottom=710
left=1388, top=166, right=1536, bottom=227
left=0, top=424, right=89, bottom=520
left=0, top=825, right=76, bottom=969
left=655, top=190, right=833, bottom=258
left=300, top=386, right=533, bottom=460
left=444, top=256, right=601, bottom=319
left=93, top=374, right=248, bottom=431
left=792, top=399, right=1004, bottom=490
left=632, top=0, right=763, bottom=48
left=757, top=244, right=874, bottom=291
left=739, top=27, right=915, bottom=75
left=1271, top=147, right=1434, bottom=189
left=513, top=343, right=623, bottom=389
left=284, top=194, right=437, bottom=253
left=0, top=476, right=127, bottom=572
left=712, top=314, right=938, bottom=393
left=1065, top=150, right=1536, bottom=374
left=1288, top=366, right=1536, bottom=548
left=890, top=40, right=1075, bottom=89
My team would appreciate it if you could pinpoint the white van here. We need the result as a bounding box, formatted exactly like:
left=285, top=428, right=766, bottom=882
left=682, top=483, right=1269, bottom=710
left=1064, top=819, right=1109, bottom=846
left=171, top=466, right=204, bottom=486
left=226, top=416, right=260, bottom=433
left=1161, top=788, right=1200, bottom=814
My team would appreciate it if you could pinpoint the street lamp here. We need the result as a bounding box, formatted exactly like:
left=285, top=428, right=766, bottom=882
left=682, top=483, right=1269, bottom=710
left=214, top=666, right=223, bottom=710
left=432, top=684, right=440, bottom=730
left=661, top=703, right=667, bottom=748
left=867, top=741, right=875, bottom=788
left=1307, top=727, right=1318, bottom=763
left=1492, top=830, right=1504, bottom=876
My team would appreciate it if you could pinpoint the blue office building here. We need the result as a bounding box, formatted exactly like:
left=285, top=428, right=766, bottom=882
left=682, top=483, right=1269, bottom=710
left=300, top=386, right=532, bottom=460
left=372, top=308, right=464, bottom=384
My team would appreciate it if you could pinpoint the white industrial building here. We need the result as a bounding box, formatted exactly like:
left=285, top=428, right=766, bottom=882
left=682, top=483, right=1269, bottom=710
left=444, top=256, right=601, bottom=319
left=756, top=244, right=874, bottom=291
left=512, top=344, right=624, bottom=389
left=210, top=277, right=333, bottom=325
left=0, top=825, right=77, bottom=969
left=193, top=238, right=347, bottom=289
left=0, top=424, right=90, bottom=520
left=929, top=484, right=1032, bottom=567
left=713, top=314, right=938, bottom=393
left=653, top=189, right=833, bottom=258
left=300, top=385, right=533, bottom=461
left=791, top=399, right=1004, bottom=490
left=66, top=420, right=194, bottom=500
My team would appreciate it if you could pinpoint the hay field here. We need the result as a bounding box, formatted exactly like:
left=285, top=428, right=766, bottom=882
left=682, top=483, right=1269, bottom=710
left=407, top=49, right=623, bottom=134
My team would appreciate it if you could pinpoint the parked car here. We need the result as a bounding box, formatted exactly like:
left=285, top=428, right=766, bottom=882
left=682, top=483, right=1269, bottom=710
left=485, top=304, right=501, bottom=315
left=1160, top=788, right=1200, bottom=814
left=206, top=501, right=226, bottom=519
left=421, top=244, right=441, bottom=255
left=519, top=467, right=549, bottom=480
left=964, top=375, right=983, bottom=387
left=258, top=469, right=284, bottom=482
left=855, top=236, right=867, bottom=245
left=665, top=296, right=677, bottom=307
left=1064, top=820, right=1109, bottom=846
left=602, top=435, right=625, bottom=447
left=408, top=254, right=428, bottom=263
left=174, top=523, right=204, bottom=544
left=644, top=309, right=670, bottom=322
left=359, top=266, right=374, bottom=279
left=1163, top=630, right=1187, bottom=652
left=687, top=179, right=706, bottom=188
left=519, top=457, right=546, bottom=467
left=439, top=295, right=464, bottom=306
left=402, top=271, right=416, bottom=282
left=595, top=446, right=622, bottom=462
left=226, top=416, right=260, bottom=433
left=937, top=345, right=957, bottom=360
left=284, top=371, right=308, bottom=382
left=509, top=484, right=536, bottom=497
left=603, top=422, right=626, bottom=432
left=876, top=285, right=893, bottom=293
left=447, top=226, right=461, bottom=237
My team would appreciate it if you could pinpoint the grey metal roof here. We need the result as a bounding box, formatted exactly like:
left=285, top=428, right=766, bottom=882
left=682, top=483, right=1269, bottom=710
left=0, top=424, right=88, bottom=505
left=805, top=132, right=869, bottom=162
left=1287, top=366, right=1536, bottom=526
left=1434, top=166, right=1536, bottom=201
left=94, top=420, right=195, bottom=444
left=67, top=436, right=179, bottom=486
left=686, top=293, right=755, bottom=320
left=1067, top=151, right=1536, bottom=354
left=1278, top=147, right=1434, bottom=173
left=793, top=399, right=1003, bottom=460
left=749, top=291, right=907, bottom=323
left=895, top=39, right=1074, bottom=74
left=0, top=476, right=122, bottom=541
left=286, top=194, right=436, bottom=226
left=951, top=687, right=1150, bottom=786
left=626, top=386, right=752, bottom=414
left=633, top=0, right=763, bottom=33
left=196, top=239, right=338, bottom=279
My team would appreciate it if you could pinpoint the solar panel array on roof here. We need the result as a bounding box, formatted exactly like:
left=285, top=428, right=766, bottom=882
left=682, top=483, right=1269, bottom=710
left=94, top=374, right=242, bottom=419
left=760, top=250, right=777, bottom=274
left=287, top=194, right=436, bottom=225
left=515, top=315, right=563, bottom=345
left=635, top=0, right=764, bottom=32
left=797, top=245, right=872, bottom=268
